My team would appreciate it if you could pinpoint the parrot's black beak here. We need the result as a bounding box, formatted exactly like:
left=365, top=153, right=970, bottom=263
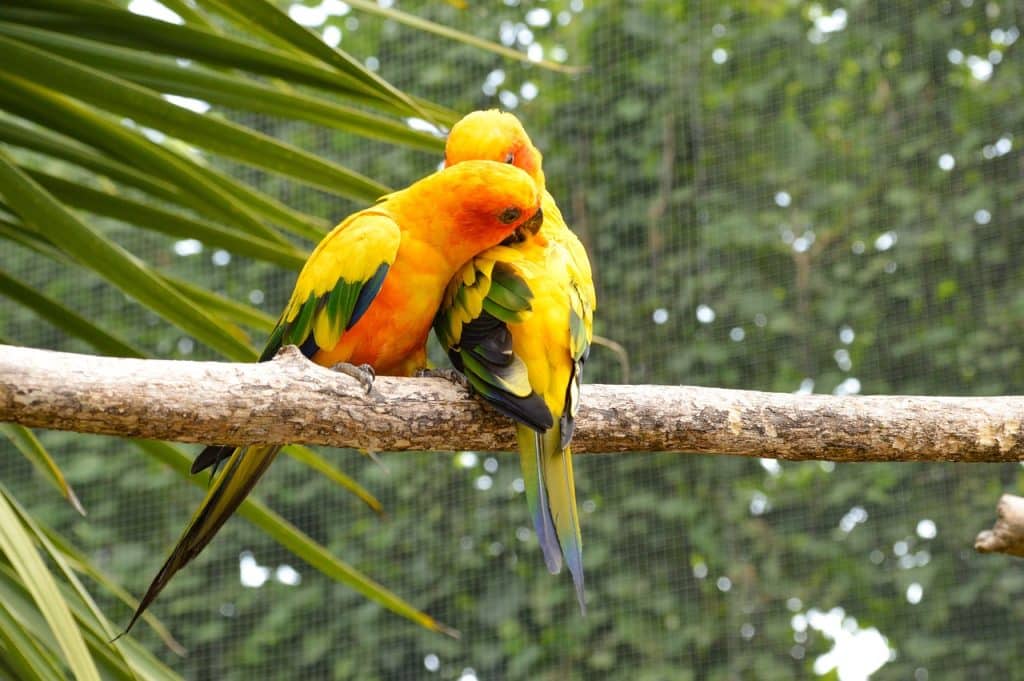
left=502, top=207, right=544, bottom=246
left=523, top=206, right=544, bottom=234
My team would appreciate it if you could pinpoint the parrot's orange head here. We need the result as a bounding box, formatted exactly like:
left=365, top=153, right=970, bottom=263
left=430, top=160, right=543, bottom=257
left=445, top=109, right=546, bottom=191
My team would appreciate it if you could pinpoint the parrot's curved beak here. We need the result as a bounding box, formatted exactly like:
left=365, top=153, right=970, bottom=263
left=502, top=207, right=544, bottom=246
left=523, top=207, right=544, bottom=234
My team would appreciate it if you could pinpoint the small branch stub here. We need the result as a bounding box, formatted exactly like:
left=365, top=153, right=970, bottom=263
left=975, top=494, right=1024, bottom=558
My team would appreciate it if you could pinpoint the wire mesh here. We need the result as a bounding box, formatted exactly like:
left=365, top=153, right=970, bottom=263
left=2, top=1, right=1024, bottom=679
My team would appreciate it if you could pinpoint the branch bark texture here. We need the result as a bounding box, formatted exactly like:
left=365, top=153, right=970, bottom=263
left=2, top=344, right=1023, bottom=461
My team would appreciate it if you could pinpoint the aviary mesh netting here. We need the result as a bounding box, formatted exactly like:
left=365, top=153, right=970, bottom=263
left=2, top=1, right=1023, bottom=679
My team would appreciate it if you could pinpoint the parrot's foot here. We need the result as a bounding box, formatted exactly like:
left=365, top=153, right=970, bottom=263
left=415, top=367, right=471, bottom=390
left=330, top=362, right=377, bottom=395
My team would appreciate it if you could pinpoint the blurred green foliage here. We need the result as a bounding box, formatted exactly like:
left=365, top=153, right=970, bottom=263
left=3, top=0, right=1024, bottom=679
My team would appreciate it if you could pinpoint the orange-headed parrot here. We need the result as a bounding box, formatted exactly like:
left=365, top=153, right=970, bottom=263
left=435, top=110, right=596, bottom=612
left=124, top=159, right=543, bottom=633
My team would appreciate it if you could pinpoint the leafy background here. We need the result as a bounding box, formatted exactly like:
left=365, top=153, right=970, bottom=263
left=2, top=0, right=1024, bottom=679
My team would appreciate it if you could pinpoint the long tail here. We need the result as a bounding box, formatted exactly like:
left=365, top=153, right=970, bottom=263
left=119, top=444, right=282, bottom=636
left=516, top=424, right=585, bottom=613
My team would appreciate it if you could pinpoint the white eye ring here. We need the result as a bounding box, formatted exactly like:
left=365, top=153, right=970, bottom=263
left=504, top=152, right=515, bottom=164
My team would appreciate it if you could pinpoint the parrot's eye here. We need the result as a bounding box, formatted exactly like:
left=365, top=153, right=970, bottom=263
left=504, top=152, right=515, bottom=164
left=498, top=207, right=521, bottom=224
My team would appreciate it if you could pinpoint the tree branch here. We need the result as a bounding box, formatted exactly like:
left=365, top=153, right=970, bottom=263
left=975, top=494, right=1024, bottom=557
left=1, top=344, right=1023, bottom=460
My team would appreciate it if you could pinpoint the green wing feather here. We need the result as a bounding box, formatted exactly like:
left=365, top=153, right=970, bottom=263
left=436, top=255, right=552, bottom=431
left=260, top=212, right=400, bottom=362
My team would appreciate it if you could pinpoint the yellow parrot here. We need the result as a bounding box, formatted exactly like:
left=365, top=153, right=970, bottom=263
left=124, top=159, right=543, bottom=633
left=435, top=110, right=596, bottom=612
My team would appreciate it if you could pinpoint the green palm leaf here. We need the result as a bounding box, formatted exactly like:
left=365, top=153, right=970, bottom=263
left=0, top=149, right=257, bottom=361
left=0, top=600, right=66, bottom=681
left=199, top=0, right=430, bottom=121
left=136, top=441, right=455, bottom=637
left=0, top=74, right=287, bottom=243
left=25, top=170, right=308, bottom=270
left=0, top=267, right=144, bottom=358
left=0, top=116, right=181, bottom=202
left=0, top=23, right=442, bottom=151
left=0, top=115, right=330, bottom=241
left=0, top=487, right=100, bottom=681
left=283, top=445, right=384, bottom=515
left=0, top=426, right=85, bottom=516
left=1, top=0, right=451, bottom=120
left=34, top=525, right=185, bottom=657
left=0, top=35, right=389, bottom=202
left=0, top=565, right=181, bottom=681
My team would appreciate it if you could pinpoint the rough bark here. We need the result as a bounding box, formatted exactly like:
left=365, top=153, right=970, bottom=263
left=1, top=343, right=1023, bottom=460
left=975, top=494, right=1024, bottom=558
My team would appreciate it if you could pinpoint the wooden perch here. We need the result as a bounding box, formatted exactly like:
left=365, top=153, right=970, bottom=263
left=975, top=494, right=1024, bottom=557
left=1, top=343, right=1023, bottom=461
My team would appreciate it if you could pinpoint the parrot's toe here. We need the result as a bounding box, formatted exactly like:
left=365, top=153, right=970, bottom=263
left=415, top=367, right=471, bottom=390
left=331, top=362, right=377, bottom=395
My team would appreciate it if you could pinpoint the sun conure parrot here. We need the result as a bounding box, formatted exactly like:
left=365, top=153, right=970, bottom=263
left=435, top=110, right=596, bottom=612
left=124, top=159, right=544, bottom=633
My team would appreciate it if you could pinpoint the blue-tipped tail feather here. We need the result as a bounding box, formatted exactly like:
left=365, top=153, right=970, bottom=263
left=516, top=424, right=586, bottom=613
